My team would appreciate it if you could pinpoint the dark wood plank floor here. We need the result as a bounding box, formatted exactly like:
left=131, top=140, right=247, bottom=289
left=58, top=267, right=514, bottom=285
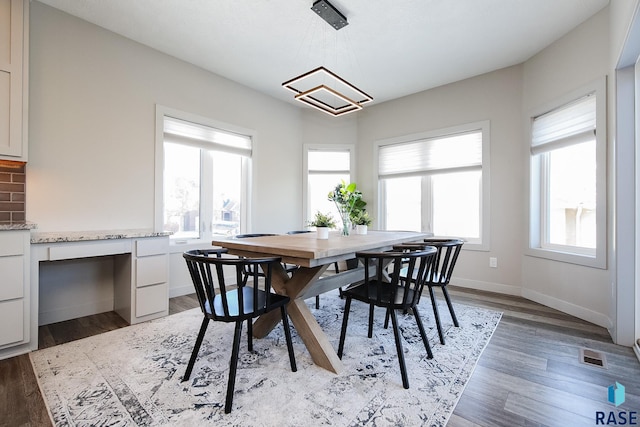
left=1, top=287, right=638, bottom=426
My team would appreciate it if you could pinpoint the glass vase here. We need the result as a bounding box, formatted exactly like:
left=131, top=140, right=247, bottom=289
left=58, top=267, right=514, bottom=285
left=339, top=208, right=351, bottom=236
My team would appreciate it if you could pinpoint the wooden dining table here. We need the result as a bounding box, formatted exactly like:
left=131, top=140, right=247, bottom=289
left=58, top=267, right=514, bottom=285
left=212, top=230, right=428, bottom=374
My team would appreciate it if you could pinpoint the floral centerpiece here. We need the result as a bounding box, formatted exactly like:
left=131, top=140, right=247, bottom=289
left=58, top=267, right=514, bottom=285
left=328, top=181, right=366, bottom=236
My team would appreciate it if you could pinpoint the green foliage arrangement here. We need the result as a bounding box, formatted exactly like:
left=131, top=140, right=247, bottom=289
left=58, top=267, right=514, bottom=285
left=352, top=210, right=372, bottom=226
left=327, top=180, right=372, bottom=235
left=308, top=211, right=336, bottom=228
left=328, top=180, right=367, bottom=221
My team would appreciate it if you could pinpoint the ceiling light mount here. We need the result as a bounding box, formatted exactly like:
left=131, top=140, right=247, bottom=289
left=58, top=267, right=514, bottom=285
left=311, top=0, right=348, bottom=30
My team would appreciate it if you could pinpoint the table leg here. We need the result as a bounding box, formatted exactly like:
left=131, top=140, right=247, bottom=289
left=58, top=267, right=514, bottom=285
left=251, top=309, right=282, bottom=338
left=253, top=264, right=326, bottom=337
left=287, top=298, right=344, bottom=374
left=252, top=263, right=344, bottom=373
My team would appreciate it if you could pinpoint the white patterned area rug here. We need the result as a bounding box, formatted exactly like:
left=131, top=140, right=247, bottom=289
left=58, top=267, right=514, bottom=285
left=31, top=290, right=501, bottom=427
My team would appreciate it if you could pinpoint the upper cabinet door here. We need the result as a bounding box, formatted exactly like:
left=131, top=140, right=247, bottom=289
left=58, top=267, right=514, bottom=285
left=0, top=0, right=27, bottom=161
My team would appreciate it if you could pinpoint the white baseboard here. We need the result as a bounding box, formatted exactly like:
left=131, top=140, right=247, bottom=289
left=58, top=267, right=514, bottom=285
left=521, top=288, right=611, bottom=329
left=453, top=278, right=613, bottom=332
left=634, top=340, right=640, bottom=363
left=169, top=284, right=195, bottom=299
left=39, top=299, right=114, bottom=326
left=452, top=277, right=522, bottom=296
left=0, top=341, right=31, bottom=361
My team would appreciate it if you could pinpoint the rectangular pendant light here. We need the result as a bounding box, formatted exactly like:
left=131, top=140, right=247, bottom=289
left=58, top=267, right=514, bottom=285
left=282, top=66, right=372, bottom=117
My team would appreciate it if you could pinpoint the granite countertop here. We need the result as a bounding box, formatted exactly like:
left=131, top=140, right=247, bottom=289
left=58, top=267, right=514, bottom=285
left=0, top=221, right=37, bottom=231
left=31, top=229, right=172, bottom=244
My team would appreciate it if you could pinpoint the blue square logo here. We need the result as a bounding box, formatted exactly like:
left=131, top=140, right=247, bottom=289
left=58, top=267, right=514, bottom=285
left=608, top=382, right=625, bottom=407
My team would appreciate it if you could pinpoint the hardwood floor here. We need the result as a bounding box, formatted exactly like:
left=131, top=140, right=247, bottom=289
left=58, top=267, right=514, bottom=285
left=448, top=287, right=640, bottom=426
left=1, top=287, right=638, bottom=426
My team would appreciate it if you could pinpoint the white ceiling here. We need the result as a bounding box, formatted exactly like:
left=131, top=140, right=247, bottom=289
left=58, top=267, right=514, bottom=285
left=37, top=0, right=609, bottom=108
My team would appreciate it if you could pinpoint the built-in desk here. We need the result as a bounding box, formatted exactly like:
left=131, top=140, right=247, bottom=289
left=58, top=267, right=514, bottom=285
left=28, top=230, right=171, bottom=353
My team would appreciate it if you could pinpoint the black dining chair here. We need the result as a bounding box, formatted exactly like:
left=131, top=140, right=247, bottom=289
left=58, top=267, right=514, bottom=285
left=337, top=246, right=437, bottom=389
left=422, top=238, right=464, bottom=344
left=395, top=238, right=464, bottom=345
left=182, top=248, right=297, bottom=414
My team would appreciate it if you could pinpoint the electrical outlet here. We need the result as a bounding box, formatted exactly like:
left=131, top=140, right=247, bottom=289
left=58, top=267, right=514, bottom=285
left=489, top=257, right=498, bottom=268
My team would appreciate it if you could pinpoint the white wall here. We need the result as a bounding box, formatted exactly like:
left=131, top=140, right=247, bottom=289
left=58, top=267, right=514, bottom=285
left=356, top=65, right=525, bottom=296
left=300, top=109, right=358, bottom=148
left=27, top=2, right=306, bottom=302
left=521, top=9, right=611, bottom=328
left=27, top=2, right=303, bottom=234
left=39, top=257, right=115, bottom=324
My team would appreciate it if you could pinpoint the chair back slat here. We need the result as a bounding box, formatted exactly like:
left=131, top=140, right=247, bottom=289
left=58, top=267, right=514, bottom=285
left=423, top=239, right=464, bottom=286
left=399, top=256, right=415, bottom=306
left=263, top=262, right=272, bottom=307
left=251, top=264, right=260, bottom=314
left=207, top=262, right=224, bottom=317
left=186, top=259, right=208, bottom=315
left=362, top=256, right=370, bottom=300
left=183, top=249, right=282, bottom=321
left=375, top=257, right=384, bottom=302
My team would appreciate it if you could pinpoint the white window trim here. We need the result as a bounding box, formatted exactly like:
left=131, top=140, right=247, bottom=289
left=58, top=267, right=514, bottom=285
left=526, top=77, right=607, bottom=269
left=155, top=105, right=255, bottom=251
left=373, top=121, right=491, bottom=251
left=302, top=144, right=356, bottom=225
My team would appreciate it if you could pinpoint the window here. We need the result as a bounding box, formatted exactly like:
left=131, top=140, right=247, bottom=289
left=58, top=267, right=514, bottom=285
left=163, top=142, right=201, bottom=239
left=303, top=146, right=354, bottom=225
left=528, top=79, right=606, bottom=268
left=156, top=107, right=252, bottom=243
left=376, top=122, right=490, bottom=249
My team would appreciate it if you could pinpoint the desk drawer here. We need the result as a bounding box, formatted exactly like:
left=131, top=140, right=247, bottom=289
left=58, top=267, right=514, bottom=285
left=0, top=256, right=23, bottom=300
left=136, top=238, right=169, bottom=257
left=135, top=254, right=168, bottom=288
left=48, top=240, right=130, bottom=261
left=0, top=232, right=25, bottom=256
left=0, top=299, right=23, bottom=347
left=136, top=283, right=167, bottom=317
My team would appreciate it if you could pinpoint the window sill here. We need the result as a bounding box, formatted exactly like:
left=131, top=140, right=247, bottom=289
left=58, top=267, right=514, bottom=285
left=525, top=247, right=606, bottom=269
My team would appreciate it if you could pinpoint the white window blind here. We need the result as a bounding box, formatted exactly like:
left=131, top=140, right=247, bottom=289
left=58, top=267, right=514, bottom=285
left=531, top=94, right=596, bottom=154
left=378, top=131, right=482, bottom=177
left=308, top=150, right=350, bottom=172
left=164, top=116, right=252, bottom=157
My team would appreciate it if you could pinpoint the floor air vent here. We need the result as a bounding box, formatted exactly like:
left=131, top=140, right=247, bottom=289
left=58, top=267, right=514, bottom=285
left=580, top=348, right=608, bottom=369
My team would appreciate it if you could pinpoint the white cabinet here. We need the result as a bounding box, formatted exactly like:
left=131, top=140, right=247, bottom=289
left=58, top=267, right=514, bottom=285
left=115, top=237, right=169, bottom=324
left=0, top=230, right=29, bottom=352
left=0, top=0, right=28, bottom=161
